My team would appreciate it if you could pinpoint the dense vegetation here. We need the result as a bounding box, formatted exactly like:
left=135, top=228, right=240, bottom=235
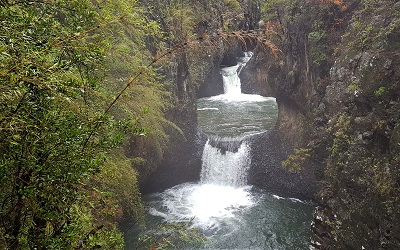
left=317, top=1, right=400, bottom=248
left=3, top=0, right=398, bottom=249
left=0, top=0, right=264, bottom=249
left=0, top=0, right=169, bottom=248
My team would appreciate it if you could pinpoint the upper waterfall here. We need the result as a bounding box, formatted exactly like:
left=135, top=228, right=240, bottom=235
left=207, top=52, right=274, bottom=103
left=220, top=51, right=253, bottom=97
left=237, top=51, right=253, bottom=75
left=221, top=65, right=242, bottom=95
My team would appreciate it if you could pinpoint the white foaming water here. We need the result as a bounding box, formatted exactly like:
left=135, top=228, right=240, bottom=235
left=135, top=52, right=314, bottom=250
left=208, top=93, right=275, bottom=103
left=149, top=139, right=254, bottom=229
left=150, top=183, right=253, bottom=229
left=273, top=194, right=307, bottom=204
left=197, top=107, right=219, bottom=111
left=221, top=65, right=241, bottom=95
left=237, top=51, right=253, bottom=75
left=201, top=139, right=250, bottom=187
left=214, top=52, right=274, bottom=103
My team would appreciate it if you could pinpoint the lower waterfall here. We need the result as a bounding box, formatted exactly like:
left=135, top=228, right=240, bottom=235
left=200, top=139, right=250, bottom=187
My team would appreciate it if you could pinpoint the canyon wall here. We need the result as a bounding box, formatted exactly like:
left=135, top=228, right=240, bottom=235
left=244, top=1, right=400, bottom=249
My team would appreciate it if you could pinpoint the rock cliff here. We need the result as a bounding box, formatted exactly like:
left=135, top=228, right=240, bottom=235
left=245, top=0, right=400, bottom=248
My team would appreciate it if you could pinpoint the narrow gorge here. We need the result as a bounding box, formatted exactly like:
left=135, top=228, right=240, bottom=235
left=133, top=52, right=313, bottom=249
left=139, top=0, right=400, bottom=249
left=2, top=0, right=398, bottom=249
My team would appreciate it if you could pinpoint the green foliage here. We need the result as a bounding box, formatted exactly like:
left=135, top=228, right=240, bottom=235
left=146, top=0, right=249, bottom=39
left=225, top=0, right=241, bottom=10
left=310, top=50, right=328, bottom=66
left=308, top=20, right=329, bottom=66
left=374, top=86, right=386, bottom=97
left=0, top=0, right=173, bottom=249
left=328, top=113, right=353, bottom=161
left=369, top=162, right=394, bottom=196
left=348, top=80, right=360, bottom=95
left=282, top=148, right=312, bottom=173
left=344, top=0, right=400, bottom=52
left=321, top=109, right=400, bottom=248
left=346, top=21, right=373, bottom=50
left=94, top=150, right=144, bottom=221
left=165, top=4, right=196, bottom=41
left=0, top=0, right=286, bottom=248
left=308, top=30, right=326, bottom=42
left=136, top=220, right=205, bottom=250
left=322, top=113, right=355, bottom=192
left=43, top=202, right=124, bottom=249
left=261, top=0, right=292, bottom=21
left=261, top=0, right=339, bottom=66
left=145, top=0, right=196, bottom=42
left=259, top=0, right=400, bottom=248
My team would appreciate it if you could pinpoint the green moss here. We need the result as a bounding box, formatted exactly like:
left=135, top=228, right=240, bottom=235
left=308, top=30, right=326, bottom=42
left=348, top=80, right=360, bottom=94
left=136, top=220, right=205, bottom=249
left=225, top=0, right=240, bottom=10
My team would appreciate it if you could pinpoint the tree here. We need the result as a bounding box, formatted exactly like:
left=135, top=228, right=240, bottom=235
left=0, top=0, right=165, bottom=248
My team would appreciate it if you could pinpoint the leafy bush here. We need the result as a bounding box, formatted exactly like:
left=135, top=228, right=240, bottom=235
left=0, top=0, right=169, bottom=248
left=282, top=148, right=312, bottom=173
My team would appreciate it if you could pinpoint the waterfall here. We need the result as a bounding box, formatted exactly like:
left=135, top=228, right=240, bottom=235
left=237, top=51, right=253, bottom=75
left=221, top=65, right=241, bottom=95
left=199, top=52, right=255, bottom=187
left=199, top=53, right=255, bottom=187
left=133, top=50, right=313, bottom=250
left=220, top=51, right=252, bottom=96
left=200, top=139, right=250, bottom=187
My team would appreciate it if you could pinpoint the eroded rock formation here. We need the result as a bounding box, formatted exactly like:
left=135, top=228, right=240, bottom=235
left=244, top=1, right=400, bottom=249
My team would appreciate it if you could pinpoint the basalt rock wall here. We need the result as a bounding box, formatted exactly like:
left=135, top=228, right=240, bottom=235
left=243, top=1, right=400, bottom=249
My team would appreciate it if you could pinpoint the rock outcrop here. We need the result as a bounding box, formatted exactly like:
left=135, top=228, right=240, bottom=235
left=244, top=0, right=400, bottom=249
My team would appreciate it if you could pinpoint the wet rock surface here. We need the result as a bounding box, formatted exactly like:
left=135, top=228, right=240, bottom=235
left=248, top=131, right=318, bottom=200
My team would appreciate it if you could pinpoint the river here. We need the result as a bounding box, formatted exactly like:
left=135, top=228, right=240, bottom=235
left=127, top=52, right=314, bottom=249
